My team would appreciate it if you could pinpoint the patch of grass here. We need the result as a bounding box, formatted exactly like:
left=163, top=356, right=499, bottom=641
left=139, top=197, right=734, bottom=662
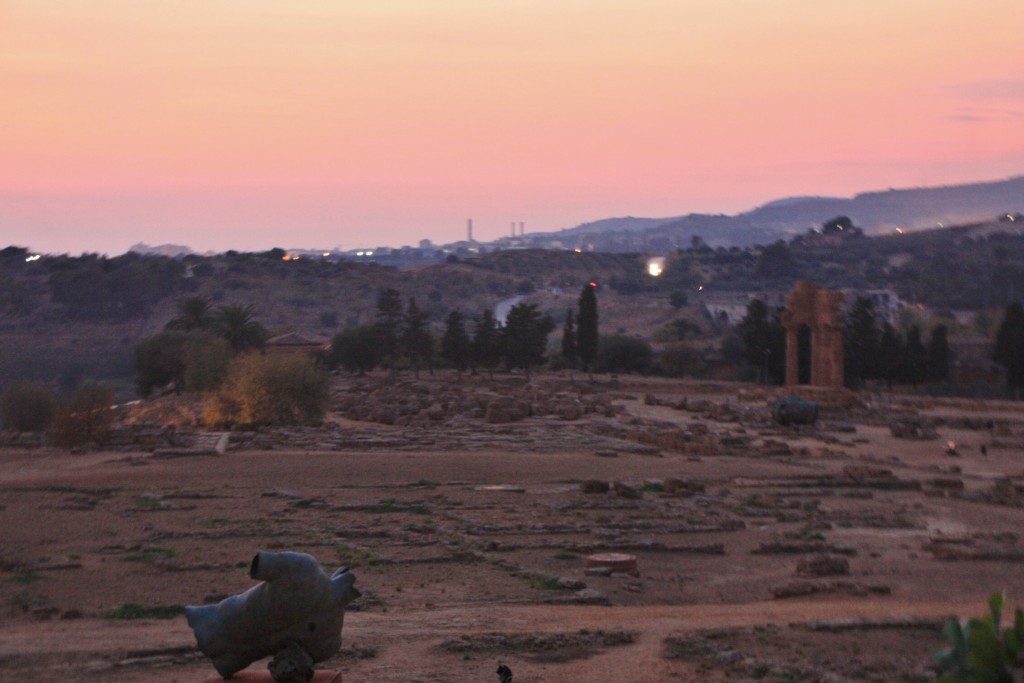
left=528, top=575, right=566, bottom=591
left=405, top=479, right=440, bottom=489
left=134, top=494, right=163, bottom=509
left=102, top=603, right=182, bottom=620
left=363, top=499, right=430, bottom=515
left=122, top=547, right=175, bottom=564
left=7, top=593, right=33, bottom=611
left=9, top=572, right=45, bottom=584
left=348, top=549, right=384, bottom=567
left=198, top=517, right=235, bottom=529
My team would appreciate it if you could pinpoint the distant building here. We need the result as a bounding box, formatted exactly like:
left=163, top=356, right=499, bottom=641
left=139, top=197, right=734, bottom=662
left=265, top=332, right=330, bottom=356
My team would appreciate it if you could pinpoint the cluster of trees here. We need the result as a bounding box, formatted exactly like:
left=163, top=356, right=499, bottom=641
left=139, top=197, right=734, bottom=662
left=331, top=288, right=561, bottom=379
left=995, top=302, right=1024, bottom=397
left=0, top=381, right=116, bottom=446
left=843, top=297, right=950, bottom=389
left=134, top=297, right=269, bottom=397
left=734, top=296, right=953, bottom=390
left=133, top=296, right=327, bottom=427
left=47, top=253, right=186, bottom=319
left=330, top=283, right=604, bottom=380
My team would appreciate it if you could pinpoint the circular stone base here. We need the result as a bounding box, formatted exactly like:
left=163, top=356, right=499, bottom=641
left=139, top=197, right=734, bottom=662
left=201, top=671, right=341, bottom=683
left=585, top=552, right=638, bottom=575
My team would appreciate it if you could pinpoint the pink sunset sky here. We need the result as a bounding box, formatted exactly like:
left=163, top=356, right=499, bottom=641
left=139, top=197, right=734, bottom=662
left=1, top=0, right=1023, bottom=255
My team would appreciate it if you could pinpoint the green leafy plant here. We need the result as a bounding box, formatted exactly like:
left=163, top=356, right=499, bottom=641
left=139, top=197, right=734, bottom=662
left=934, top=592, right=1024, bottom=682
left=102, top=603, right=182, bottom=619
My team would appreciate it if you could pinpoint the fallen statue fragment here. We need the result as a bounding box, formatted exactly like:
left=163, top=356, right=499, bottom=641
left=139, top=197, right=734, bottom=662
left=185, top=550, right=360, bottom=679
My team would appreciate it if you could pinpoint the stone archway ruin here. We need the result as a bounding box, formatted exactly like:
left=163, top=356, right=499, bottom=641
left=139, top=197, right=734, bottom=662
left=781, top=282, right=845, bottom=388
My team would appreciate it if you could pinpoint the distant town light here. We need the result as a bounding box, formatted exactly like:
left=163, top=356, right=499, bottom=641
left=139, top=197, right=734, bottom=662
left=574, top=248, right=583, bottom=253
left=698, top=285, right=704, bottom=291
left=895, top=227, right=904, bottom=234
left=323, top=252, right=330, bottom=257
left=588, top=281, right=597, bottom=287
left=25, top=254, right=41, bottom=262
left=646, top=257, right=665, bottom=277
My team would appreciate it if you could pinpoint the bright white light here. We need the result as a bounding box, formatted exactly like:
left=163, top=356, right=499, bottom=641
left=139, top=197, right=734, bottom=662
left=698, top=285, right=704, bottom=292
left=646, top=257, right=665, bottom=277
left=25, top=254, right=41, bottom=262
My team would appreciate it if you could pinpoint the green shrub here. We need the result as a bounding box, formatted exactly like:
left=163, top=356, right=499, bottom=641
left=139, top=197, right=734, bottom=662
left=0, top=381, right=59, bottom=432
left=102, top=603, right=182, bottom=620
left=183, top=336, right=232, bottom=392
left=203, top=352, right=328, bottom=428
left=934, top=592, right=1024, bottom=681
left=595, top=335, right=653, bottom=374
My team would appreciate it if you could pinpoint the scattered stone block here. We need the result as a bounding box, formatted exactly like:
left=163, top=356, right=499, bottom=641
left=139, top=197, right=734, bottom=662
left=585, top=553, right=639, bottom=576
left=796, top=553, right=850, bottom=577
left=580, top=480, right=610, bottom=494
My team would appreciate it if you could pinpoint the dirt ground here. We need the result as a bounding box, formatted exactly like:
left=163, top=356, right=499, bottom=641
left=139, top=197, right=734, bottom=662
left=3, top=376, right=1024, bottom=682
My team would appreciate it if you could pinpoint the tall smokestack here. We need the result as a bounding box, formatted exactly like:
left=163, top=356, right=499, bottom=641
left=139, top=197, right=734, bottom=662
left=510, top=221, right=516, bottom=238
left=518, top=221, right=524, bottom=236
left=467, top=219, right=473, bottom=242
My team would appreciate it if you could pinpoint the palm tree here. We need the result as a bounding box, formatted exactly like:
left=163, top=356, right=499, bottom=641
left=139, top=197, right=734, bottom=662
left=215, top=304, right=268, bottom=352
left=165, top=296, right=213, bottom=332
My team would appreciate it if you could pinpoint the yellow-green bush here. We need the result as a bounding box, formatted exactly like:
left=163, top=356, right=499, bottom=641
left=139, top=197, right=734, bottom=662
left=203, top=353, right=328, bottom=428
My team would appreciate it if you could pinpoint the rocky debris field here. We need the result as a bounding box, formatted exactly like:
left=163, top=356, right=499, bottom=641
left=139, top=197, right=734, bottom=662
left=3, top=375, right=1024, bottom=681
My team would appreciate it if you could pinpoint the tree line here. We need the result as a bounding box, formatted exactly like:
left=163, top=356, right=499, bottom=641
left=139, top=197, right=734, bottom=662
left=331, top=283, right=600, bottom=379
left=736, top=296, right=1024, bottom=397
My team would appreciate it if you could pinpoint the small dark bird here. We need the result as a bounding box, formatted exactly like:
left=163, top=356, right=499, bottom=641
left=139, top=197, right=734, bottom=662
left=496, top=664, right=513, bottom=683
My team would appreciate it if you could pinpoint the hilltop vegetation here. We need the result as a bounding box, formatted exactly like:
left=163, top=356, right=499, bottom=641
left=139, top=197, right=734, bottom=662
left=2, top=217, right=1024, bottom=393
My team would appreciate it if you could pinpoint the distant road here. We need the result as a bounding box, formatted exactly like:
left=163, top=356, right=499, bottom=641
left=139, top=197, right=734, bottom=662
left=494, top=295, right=524, bottom=325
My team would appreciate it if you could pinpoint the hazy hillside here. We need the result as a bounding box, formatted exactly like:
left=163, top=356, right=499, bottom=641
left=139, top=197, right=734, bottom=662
left=4, top=215, right=1024, bottom=395
left=550, top=175, right=1024, bottom=248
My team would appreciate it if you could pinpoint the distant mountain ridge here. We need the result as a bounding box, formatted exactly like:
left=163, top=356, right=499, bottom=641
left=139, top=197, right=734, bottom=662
left=553, top=175, right=1024, bottom=248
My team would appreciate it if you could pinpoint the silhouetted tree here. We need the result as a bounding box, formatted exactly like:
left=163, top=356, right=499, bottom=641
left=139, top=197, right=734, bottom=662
left=756, top=240, right=797, bottom=278
left=739, top=299, right=785, bottom=384
left=215, top=304, right=267, bottom=352
left=901, top=325, right=929, bottom=387
left=134, top=331, right=191, bottom=396
left=844, top=296, right=880, bottom=388
left=595, top=335, right=654, bottom=374
left=330, top=325, right=384, bottom=375
left=375, top=288, right=403, bottom=376
left=577, top=283, right=599, bottom=376
left=823, top=216, right=854, bottom=234
left=502, top=303, right=554, bottom=378
left=440, top=311, right=472, bottom=373
left=927, top=324, right=951, bottom=383
left=401, top=297, right=432, bottom=378
left=669, top=290, right=689, bottom=308
left=878, top=323, right=903, bottom=391
left=995, top=302, right=1024, bottom=398
left=561, top=309, right=578, bottom=372
left=472, top=309, right=502, bottom=378
left=165, top=296, right=213, bottom=332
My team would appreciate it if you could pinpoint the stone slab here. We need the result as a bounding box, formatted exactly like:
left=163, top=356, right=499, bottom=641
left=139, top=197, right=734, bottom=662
left=201, top=671, right=341, bottom=683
